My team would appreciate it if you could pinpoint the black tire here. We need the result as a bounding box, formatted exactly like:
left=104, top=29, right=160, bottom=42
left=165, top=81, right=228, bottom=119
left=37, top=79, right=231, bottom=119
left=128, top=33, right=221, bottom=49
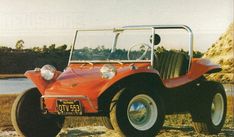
left=110, top=87, right=165, bottom=137
left=191, top=81, right=227, bottom=134
left=100, top=116, right=114, bottom=130
left=11, top=88, right=64, bottom=137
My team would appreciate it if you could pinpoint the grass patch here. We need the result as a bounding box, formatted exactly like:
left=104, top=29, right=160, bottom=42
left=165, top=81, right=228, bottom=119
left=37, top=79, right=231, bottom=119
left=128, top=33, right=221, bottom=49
left=0, top=94, right=17, bottom=130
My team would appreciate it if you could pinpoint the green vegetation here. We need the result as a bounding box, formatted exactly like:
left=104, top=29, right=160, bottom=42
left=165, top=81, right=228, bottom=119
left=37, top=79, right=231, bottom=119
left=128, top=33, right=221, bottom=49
left=0, top=41, right=203, bottom=74
left=0, top=44, right=70, bottom=73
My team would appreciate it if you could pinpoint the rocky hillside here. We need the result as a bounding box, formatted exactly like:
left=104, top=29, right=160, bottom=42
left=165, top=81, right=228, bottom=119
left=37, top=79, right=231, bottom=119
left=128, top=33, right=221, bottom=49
left=203, top=23, right=233, bottom=83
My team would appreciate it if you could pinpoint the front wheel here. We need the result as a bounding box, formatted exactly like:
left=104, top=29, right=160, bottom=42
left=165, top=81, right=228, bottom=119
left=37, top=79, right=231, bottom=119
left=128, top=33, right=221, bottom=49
left=110, top=87, right=165, bottom=137
left=191, top=81, right=227, bottom=134
left=100, top=116, right=114, bottom=130
left=11, top=88, right=64, bottom=137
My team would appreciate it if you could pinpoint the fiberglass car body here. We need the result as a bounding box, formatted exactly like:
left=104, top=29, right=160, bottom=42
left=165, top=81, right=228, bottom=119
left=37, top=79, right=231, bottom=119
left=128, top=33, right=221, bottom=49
left=11, top=25, right=227, bottom=137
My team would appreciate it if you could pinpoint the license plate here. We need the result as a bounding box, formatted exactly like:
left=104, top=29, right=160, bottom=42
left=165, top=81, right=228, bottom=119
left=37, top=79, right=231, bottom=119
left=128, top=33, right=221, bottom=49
left=57, top=100, right=82, bottom=115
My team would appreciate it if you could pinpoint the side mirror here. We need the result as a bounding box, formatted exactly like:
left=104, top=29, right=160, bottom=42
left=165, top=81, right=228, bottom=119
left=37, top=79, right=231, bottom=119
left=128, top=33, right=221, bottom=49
left=150, top=34, right=161, bottom=45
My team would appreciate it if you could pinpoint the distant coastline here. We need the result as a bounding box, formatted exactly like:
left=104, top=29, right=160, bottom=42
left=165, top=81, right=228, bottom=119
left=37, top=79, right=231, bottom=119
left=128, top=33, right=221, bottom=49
left=0, top=74, right=25, bottom=79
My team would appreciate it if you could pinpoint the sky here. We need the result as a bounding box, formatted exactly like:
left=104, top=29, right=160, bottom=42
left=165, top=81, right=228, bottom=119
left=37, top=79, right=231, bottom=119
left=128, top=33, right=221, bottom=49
left=0, top=0, right=233, bottom=51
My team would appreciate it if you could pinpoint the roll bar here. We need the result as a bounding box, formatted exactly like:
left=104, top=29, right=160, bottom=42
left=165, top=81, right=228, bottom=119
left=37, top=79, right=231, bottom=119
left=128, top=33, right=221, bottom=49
left=123, top=25, right=193, bottom=71
left=69, top=25, right=193, bottom=71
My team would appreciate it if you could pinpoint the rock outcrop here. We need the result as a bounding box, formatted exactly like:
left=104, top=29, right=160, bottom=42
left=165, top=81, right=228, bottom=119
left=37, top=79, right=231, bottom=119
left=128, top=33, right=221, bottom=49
left=203, top=23, right=233, bottom=83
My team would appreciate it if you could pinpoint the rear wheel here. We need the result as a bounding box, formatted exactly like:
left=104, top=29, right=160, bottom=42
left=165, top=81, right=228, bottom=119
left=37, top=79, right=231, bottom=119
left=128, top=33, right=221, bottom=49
left=110, top=87, right=165, bottom=137
left=191, top=81, right=227, bottom=134
left=11, top=88, right=64, bottom=137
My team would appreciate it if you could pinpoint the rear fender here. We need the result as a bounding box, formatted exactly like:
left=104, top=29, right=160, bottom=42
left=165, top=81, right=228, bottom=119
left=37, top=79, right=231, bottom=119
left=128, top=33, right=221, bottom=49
left=163, top=58, right=222, bottom=88
left=188, top=58, right=222, bottom=77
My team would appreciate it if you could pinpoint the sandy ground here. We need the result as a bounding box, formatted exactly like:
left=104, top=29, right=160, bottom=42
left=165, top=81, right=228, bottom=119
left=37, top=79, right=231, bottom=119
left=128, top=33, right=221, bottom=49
left=0, top=126, right=233, bottom=137
left=0, top=94, right=233, bottom=137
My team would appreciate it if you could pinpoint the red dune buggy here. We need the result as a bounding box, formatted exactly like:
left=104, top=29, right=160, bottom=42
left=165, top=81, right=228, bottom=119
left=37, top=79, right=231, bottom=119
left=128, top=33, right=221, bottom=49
left=11, top=25, right=227, bottom=137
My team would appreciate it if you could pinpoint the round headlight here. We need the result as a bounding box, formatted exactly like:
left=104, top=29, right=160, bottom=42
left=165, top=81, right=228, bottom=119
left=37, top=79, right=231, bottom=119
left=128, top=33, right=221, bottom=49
left=100, top=64, right=117, bottom=79
left=40, top=65, right=56, bottom=81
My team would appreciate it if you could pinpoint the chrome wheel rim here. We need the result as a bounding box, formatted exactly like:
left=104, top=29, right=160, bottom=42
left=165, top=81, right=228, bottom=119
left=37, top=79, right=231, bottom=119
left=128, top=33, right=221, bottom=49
left=211, top=93, right=224, bottom=126
left=127, top=94, right=157, bottom=131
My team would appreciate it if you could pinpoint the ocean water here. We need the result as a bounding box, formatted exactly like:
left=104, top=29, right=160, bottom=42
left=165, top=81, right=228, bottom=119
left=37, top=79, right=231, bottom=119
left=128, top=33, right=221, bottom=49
left=0, top=78, right=34, bottom=94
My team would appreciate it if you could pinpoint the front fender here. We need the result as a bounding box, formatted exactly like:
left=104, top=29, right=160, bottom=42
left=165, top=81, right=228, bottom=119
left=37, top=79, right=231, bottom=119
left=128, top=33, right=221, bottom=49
left=98, top=68, right=160, bottom=96
left=25, top=70, right=61, bottom=95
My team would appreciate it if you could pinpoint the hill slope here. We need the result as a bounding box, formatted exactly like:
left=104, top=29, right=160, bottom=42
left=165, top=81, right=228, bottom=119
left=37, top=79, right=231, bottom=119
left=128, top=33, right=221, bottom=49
left=203, top=23, right=233, bottom=83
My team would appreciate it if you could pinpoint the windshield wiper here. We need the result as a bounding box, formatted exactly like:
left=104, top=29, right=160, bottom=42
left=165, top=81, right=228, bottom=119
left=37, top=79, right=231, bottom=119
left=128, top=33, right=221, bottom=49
left=80, top=61, right=94, bottom=68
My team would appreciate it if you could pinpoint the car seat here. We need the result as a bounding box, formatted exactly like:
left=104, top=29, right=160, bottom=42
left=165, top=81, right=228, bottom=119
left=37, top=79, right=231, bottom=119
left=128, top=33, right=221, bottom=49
left=154, top=51, right=189, bottom=80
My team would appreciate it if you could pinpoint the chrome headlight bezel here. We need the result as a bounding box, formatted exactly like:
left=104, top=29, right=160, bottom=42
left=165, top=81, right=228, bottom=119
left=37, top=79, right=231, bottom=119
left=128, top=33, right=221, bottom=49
left=40, top=64, right=56, bottom=81
left=100, top=64, right=117, bottom=79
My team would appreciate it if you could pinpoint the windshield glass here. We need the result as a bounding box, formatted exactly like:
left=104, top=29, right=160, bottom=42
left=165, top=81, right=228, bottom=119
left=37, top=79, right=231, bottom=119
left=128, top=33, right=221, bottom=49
left=71, top=29, right=152, bottom=61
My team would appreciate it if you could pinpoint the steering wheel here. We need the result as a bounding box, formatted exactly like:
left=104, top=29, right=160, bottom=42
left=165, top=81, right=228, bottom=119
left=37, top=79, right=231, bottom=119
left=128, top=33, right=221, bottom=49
left=127, top=43, right=151, bottom=60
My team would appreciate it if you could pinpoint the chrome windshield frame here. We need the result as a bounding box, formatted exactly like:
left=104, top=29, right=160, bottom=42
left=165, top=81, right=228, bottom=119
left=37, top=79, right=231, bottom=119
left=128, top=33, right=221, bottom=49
left=68, top=25, right=193, bottom=71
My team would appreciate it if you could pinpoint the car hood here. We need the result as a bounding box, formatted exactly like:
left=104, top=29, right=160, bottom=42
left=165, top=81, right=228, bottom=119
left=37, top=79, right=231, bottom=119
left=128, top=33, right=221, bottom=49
left=45, top=63, right=150, bottom=94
